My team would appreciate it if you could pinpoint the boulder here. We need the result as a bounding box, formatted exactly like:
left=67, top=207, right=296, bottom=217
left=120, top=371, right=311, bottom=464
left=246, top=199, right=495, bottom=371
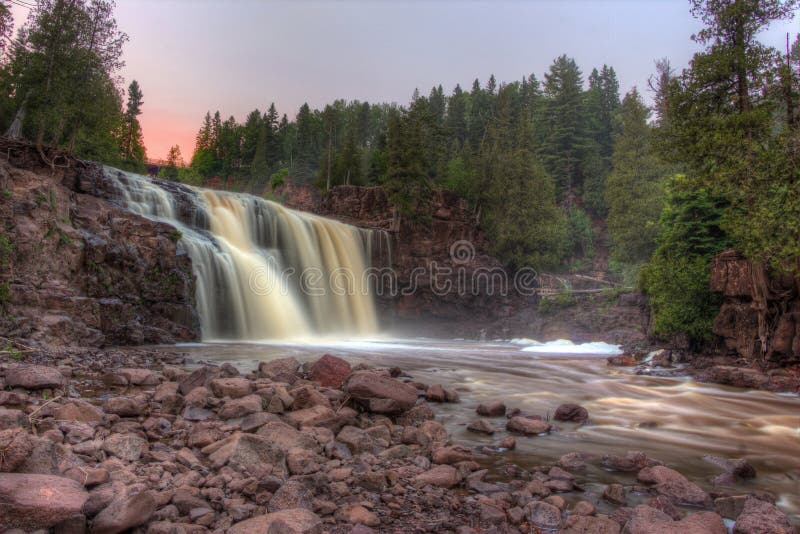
left=413, top=465, right=460, bottom=488
left=218, top=394, right=263, bottom=419
left=258, top=357, right=300, bottom=380
left=336, top=425, right=378, bottom=455
left=308, top=354, right=351, bottom=388
left=228, top=508, right=322, bottom=534
left=527, top=501, right=562, bottom=531
left=208, top=377, right=253, bottom=399
left=637, top=466, right=711, bottom=507
left=343, top=371, right=418, bottom=414
left=208, top=432, right=286, bottom=477
left=102, top=433, right=148, bottom=462
left=506, top=416, right=551, bottom=435
left=604, top=483, right=627, bottom=505
left=0, top=427, right=34, bottom=472
left=467, top=419, right=496, bottom=434
left=91, top=490, right=156, bottom=534
left=562, top=515, right=620, bottom=533
left=5, top=365, right=65, bottom=389
left=104, top=397, right=143, bottom=417
left=291, top=385, right=331, bottom=410
left=733, top=496, right=794, bottom=534
left=256, top=421, right=319, bottom=453
left=335, top=504, right=380, bottom=527
left=476, top=401, right=506, bottom=417
left=431, top=445, right=478, bottom=464
left=425, top=384, right=446, bottom=402
left=284, top=405, right=338, bottom=429
left=603, top=451, right=661, bottom=472
left=268, top=480, right=314, bottom=512
left=115, top=368, right=159, bottom=386
left=178, top=366, right=218, bottom=395
left=623, top=508, right=726, bottom=534
left=54, top=401, right=104, bottom=423
left=0, top=473, right=88, bottom=530
left=553, top=403, right=589, bottom=423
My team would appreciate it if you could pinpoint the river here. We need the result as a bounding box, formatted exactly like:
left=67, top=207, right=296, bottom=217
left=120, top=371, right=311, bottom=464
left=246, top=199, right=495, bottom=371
left=172, top=336, right=800, bottom=524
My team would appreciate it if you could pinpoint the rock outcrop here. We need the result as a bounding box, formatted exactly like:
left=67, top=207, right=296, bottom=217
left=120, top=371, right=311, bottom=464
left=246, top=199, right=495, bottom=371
left=0, top=139, right=198, bottom=347
left=710, top=250, right=800, bottom=363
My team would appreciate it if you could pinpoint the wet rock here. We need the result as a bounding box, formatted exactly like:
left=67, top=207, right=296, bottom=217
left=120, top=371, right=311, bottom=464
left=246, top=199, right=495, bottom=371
left=571, top=500, right=596, bottom=516
left=413, top=465, right=460, bottom=488
left=432, top=445, right=478, bottom=464
left=0, top=427, right=34, bottom=472
left=218, top=394, right=263, bottom=419
left=553, top=403, right=589, bottom=423
left=562, top=515, right=621, bottom=533
left=624, top=508, right=726, bottom=534
left=268, top=480, right=314, bottom=512
left=0, top=473, right=88, bottom=530
left=336, top=504, right=380, bottom=527
left=476, top=401, right=506, bottom=417
left=115, top=368, right=159, bottom=386
left=506, top=416, right=551, bottom=435
left=498, top=436, right=516, bottom=450
left=602, top=450, right=661, bottom=472
left=308, top=354, right=351, bottom=388
left=604, top=484, right=627, bottom=505
left=637, top=466, right=711, bottom=507
left=425, top=384, right=446, bottom=402
left=5, top=365, right=65, bottom=389
left=703, top=455, right=757, bottom=483
left=396, top=403, right=435, bottom=426
left=104, top=397, right=143, bottom=417
left=258, top=357, right=300, bottom=380
left=646, top=495, right=682, bottom=520
left=343, top=370, right=418, bottom=414
left=102, top=433, right=148, bottom=462
left=558, top=452, right=588, bottom=471
left=91, top=490, right=156, bottom=534
left=527, top=501, right=562, bottom=530
left=228, top=508, right=322, bottom=534
left=714, top=495, right=749, bottom=519
left=209, top=377, right=253, bottom=399
left=733, top=496, right=794, bottom=534
left=467, top=418, right=496, bottom=434
left=607, top=353, right=638, bottom=366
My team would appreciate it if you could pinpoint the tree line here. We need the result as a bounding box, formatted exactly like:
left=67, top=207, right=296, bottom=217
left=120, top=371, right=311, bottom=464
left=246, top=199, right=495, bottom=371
left=0, top=0, right=147, bottom=172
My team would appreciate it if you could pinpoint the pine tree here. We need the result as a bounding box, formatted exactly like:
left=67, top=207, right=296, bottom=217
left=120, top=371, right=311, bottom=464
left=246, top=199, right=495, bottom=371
left=119, top=79, right=146, bottom=170
left=605, top=88, right=667, bottom=265
left=541, top=55, right=588, bottom=198
left=445, top=84, right=468, bottom=147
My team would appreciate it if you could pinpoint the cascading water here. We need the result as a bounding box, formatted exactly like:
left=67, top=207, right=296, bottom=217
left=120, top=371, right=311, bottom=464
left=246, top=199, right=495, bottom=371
left=104, top=167, right=389, bottom=341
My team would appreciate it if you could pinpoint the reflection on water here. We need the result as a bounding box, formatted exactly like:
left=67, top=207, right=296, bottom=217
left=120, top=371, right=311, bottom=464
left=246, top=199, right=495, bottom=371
left=174, top=337, right=800, bottom=521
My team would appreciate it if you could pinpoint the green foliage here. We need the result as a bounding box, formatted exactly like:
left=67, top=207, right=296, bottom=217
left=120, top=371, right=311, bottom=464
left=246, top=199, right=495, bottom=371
left=640, top=176, right=730, bottom=344
left=270, top=168, right=289, bottom=190
left=606, top=88, right=668, bottom=265
left=0, top=282, right=10, bottom=306
left=0, top=235, right=10, bottom=268
left=538, top=291, right=575, bottom=315
left=2, top=0, right=128, bottom=159
left=565, top=208, right=594, bottom=269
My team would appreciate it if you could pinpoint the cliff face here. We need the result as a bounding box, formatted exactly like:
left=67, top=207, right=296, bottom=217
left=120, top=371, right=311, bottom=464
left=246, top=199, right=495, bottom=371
left=0, top=142, right=198, bottom=347
left=710, top=250, right=800, bottom=363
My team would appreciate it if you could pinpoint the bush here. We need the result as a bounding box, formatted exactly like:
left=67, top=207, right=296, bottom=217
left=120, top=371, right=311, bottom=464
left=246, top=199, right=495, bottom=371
left=270, top=168, right=289, bottom=190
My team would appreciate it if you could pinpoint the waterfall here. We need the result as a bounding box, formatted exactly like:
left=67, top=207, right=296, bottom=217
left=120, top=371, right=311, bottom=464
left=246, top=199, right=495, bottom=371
left=104, top=167, right=386, bottom=341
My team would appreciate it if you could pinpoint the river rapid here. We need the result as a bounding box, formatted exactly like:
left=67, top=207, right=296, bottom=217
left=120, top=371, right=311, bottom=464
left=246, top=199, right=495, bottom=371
left=174, top=337, right=800, bottom=524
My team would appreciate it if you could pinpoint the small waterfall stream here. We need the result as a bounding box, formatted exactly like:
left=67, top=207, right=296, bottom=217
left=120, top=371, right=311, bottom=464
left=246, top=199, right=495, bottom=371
left=104, top=167, right=389, bottom=341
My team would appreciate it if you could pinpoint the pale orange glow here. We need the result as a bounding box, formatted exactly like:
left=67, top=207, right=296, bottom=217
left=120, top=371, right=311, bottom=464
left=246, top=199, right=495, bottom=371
left=139, top=109, right=196, bottom=163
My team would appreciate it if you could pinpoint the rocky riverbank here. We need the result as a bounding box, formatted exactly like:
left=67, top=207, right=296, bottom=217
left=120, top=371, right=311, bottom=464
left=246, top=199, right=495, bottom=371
left=0, top=348, right=796, bottom=534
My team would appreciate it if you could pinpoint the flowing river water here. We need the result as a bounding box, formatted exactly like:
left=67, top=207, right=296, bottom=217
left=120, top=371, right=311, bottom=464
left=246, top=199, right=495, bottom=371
left=172, top=337, right=800, bottom=525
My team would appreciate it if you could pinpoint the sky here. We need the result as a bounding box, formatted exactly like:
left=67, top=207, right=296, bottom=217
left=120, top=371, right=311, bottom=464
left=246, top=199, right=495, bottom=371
left=9, top=0, right=800, bottom=160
